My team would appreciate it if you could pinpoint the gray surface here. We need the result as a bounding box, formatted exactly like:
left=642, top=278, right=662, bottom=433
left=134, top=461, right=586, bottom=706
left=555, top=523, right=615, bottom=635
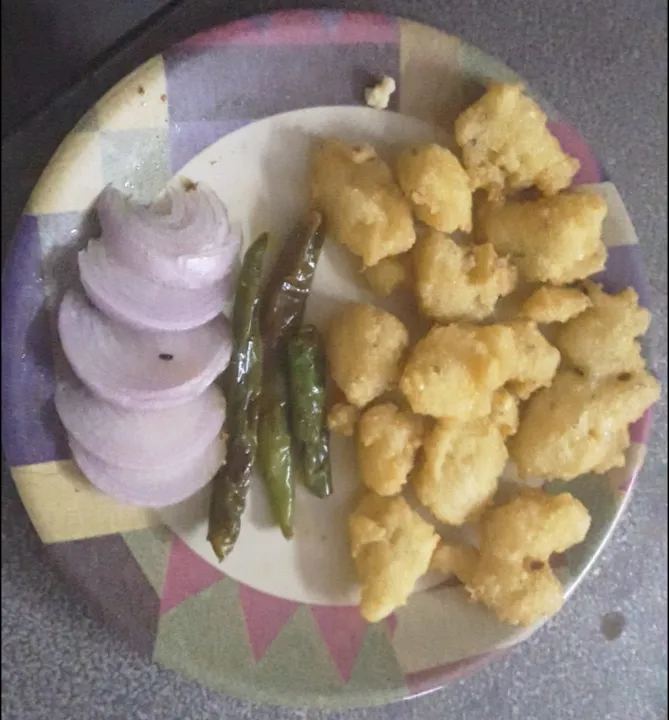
left=2, top=0, right=667, bottom=718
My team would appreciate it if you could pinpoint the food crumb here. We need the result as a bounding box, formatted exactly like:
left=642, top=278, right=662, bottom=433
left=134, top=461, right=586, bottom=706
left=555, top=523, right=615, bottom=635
left=137, top=85, right=145, bottom=95
left=365, top=76, right=396, bottom=110
left=180, top=177, right=198, bottom=192
left=160, top=93, right=167, bottom=102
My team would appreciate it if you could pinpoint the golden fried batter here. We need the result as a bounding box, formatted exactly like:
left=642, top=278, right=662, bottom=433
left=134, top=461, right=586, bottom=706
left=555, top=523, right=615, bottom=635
left=399, top=323, right=517, bottom=420
left=363, top=255, right=410, bottom=296
left=509, top=369, right=660, bottom=480
left=396, top=144, right=472, bottom=233
left=521, top=286, right=591, bottom=324
left=465, top=554, right=564, bottom=627
left=311, top=139, right=415, bottom=267
left=505, top=320, right=561, bottom=400
left=478, top=192, right=608, bottom=285
left=327, top=403, right=360, bottom=437
left=413, top=417, right=507, bottom=525
left=479, top=489, right=591, bottom=564
left=357, top=403, right=424, bottom=496
left=327, top=303, right=409, bottom=408
left=413, top=231, right=517, bottom=322
left=490, top=388, right=520, bottom=438
left=349, top=493, right=439, bottom=622
left=454, top=83, right=579, bottom=200
left=430, top=542, right=478, bottom=582
left=431, top=489, right=591, bottom=626
left=556, top=281, right=651, bottom=378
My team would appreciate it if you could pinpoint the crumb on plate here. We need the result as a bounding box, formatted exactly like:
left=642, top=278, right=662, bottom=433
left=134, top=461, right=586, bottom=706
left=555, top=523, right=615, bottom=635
left=364, top=76, right=396, bottom=110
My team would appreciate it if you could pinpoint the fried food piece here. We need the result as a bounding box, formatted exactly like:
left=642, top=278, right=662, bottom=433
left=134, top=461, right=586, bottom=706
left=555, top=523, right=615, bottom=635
left=363, top=255, right=410, bottom=296
left=454, top=83, right=579, bottom=200
left=413, top=232, right=517, bottom=322
left=430, top=542, right=478, bottom=582
left=509, top=369, right=661, bottom=480
left=399, top=324, right=516, bottom=420
left=521, top=286, right=591, bottom=324
left=311, top=139, right=415, bottom=267
left=556, top=281, right=651, bottom=378
left=396, top=144, right=472, bottom=233
left=414, top=418, right=508, bottom=525
left=349, top=493, right=439, bottom=622
left=465, top=554, right=564, bottom=627
left=327, top=402, right=359, bottom=437
left=429, top=490, right=592, bottom=627
left=327, top=303, right=409, bottom=408
left=490, top=388, right=520, bottom=438
left=478, top=192, right=607, bottom=285
left=479, top=489, right=591, bottom=564
left=358, top=403, right=424, bottom=496
left=364, top=76, right=396, bottom=110
left=505, top=321, right=561, bottom=400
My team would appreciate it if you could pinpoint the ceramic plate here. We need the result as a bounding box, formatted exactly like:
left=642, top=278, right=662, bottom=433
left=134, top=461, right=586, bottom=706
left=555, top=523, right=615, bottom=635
left=1, top=10, right=655, bottom=710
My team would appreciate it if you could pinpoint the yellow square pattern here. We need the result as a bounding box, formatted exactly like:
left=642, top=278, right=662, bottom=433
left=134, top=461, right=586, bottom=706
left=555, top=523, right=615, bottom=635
left=26, top=131, right=104, bottom=215
left=96, top=56, right=168, bottom=131
left=12, top=461, right=161, bottom=543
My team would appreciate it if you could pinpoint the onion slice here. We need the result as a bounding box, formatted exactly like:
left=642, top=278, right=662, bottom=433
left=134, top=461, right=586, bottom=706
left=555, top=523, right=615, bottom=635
left=55, top=376, right=226, bottom=469
left=69, top=434, right=226, bottom=508
left=96, top=184, right=241, bottom=289
left=59, top=290, right=232, bottom=410
left=78, top=240, right=235, bottom=331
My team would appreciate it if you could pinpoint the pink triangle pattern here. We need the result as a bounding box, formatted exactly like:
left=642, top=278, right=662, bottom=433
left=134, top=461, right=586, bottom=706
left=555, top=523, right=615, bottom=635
left=159, top=536, right=224, bottom=615
left=329, top=12, right=398, bottom=44
left=238, top=583, right=299, bottom=661
left=176, top=18, right=266, bottom=48
left=264, top=10, right=325, bottom=45
left=310, top=606, right=369, bottom=682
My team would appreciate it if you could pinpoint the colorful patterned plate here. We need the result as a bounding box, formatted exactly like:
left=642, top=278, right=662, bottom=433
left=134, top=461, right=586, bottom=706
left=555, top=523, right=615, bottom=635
left=1, top=11, right=655, bottom=710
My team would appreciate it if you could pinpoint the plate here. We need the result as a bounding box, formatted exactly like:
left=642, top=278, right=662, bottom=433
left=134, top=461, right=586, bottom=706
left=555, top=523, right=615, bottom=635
left=1, top=10, right=654, bottom=710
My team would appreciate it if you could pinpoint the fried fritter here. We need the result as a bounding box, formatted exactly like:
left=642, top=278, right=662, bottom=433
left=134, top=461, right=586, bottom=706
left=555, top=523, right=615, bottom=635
left=311, top=139, right=415, bottom=267
left=349, top=493, right=439, bottom=622
left=357, top=403, right=424, bottom=496
left=327, top=303, right=409, bottom=408
left=521, top=285, right=591, bottom=324
left=478, top=192, right=607, bottom=285
left=399, top=323, right=517, bottom=420
left=454, top=83, right=579, bottom=200
left=505, top=320, right=561, bottom=400
left=479, top=488, right=591, bottom=564
left=363, top=255, right=410, bottom=296
left=509, top=368, right=660, bottom=480
left=396, top=144, right=472, bottom=233
left=327, top=402, right=359, bottom=437
left=413, top=231, right=517, bottom=322
left=413, top=417, right=507, bottom=525
left=556, top=281, right=651, bottom=378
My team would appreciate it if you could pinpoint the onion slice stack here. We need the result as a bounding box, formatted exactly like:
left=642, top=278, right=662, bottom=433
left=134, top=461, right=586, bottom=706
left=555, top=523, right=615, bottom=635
left=59, top=290, right=232, bottom=410
left=55, top=378, right=226, bottom=470
left=78, top=241, right=236, bottom=332
left=55, top=182, right=239, bottom=508
left=96, top=184, right=241, bottom=290
left=70, top=435, right=226, bottom=508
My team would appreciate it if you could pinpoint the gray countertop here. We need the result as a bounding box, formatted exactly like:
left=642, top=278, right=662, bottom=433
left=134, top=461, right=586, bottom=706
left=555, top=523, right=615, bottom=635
left=2, top=0, right=667, bottom=718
